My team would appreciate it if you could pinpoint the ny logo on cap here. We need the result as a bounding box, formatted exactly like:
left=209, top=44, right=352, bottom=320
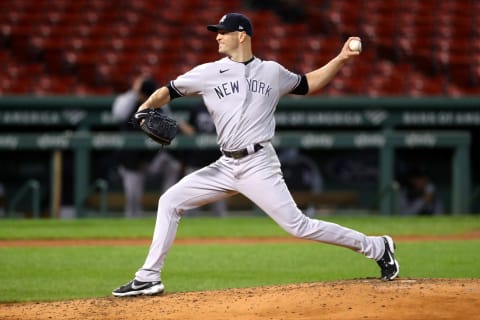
left=220, top=15, right=226, bottom=23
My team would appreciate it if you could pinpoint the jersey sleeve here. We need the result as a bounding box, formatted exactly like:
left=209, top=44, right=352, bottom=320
left=276, top=63, right=303, bottom=96
left=290, top=75, right=309, bottom=95
left=111, top=90, right=137, bottom=123
left=169, top=63, right=209, bottom=97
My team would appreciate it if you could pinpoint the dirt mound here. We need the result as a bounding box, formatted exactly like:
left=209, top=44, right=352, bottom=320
left=1, top=278, right=478, bottom=320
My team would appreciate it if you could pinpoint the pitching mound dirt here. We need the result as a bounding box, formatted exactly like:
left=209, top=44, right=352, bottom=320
left=1, top=278, right=478, bottom=320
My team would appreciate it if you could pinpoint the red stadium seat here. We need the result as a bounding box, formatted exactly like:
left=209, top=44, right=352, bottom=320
left=0, top=0, right=476, bottom=96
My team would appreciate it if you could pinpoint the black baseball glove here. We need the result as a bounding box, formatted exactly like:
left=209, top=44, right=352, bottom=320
left=133, top=109, right=179, bottom=145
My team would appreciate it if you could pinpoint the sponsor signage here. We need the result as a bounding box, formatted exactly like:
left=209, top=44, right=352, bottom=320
left=3, top=109, right=480, bottom=127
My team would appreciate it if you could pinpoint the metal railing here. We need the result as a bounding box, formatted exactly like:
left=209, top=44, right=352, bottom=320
left=83, top=179, right=109, bottom=217
left=371, top=180, right=400, bottom=214
left=8, top=179, right=41, bottom=218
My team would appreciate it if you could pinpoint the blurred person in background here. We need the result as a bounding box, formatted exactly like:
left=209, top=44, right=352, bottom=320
left=278, top=148, right=324, bottom=217
left=396, top=167, right=444, bottom=216
left=278, top=148, right=324, bottom=193
left=112, top=75, right=182, bottom=218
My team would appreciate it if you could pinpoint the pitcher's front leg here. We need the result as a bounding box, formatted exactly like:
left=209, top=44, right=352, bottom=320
left=135, top=162, right=236, bottom=282
left=134, top=186, right=183, bottom=282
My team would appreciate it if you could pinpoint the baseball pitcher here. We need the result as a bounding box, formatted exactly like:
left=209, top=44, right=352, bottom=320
left=113, top=13, right=399, bottom=297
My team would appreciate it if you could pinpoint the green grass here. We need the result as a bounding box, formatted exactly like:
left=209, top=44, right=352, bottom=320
left=1, top=215, right=479, bottom=239
left=0, top=215, right=479, bottom=302
left=1, top=240, right=479, bottom=302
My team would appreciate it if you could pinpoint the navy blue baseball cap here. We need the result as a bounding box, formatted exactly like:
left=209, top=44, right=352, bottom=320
left=207, top=13, right=253, bottom=37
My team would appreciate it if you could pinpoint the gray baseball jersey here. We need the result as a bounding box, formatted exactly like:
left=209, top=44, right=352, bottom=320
left=169, top=56, right=301, bottom=150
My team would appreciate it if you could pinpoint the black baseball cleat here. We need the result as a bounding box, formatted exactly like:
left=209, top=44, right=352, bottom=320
left=376, top=235, right=400, bottom=281
left=112, top=279, right=165, bottom=297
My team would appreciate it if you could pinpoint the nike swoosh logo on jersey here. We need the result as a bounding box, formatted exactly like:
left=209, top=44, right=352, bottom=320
left=131, top=281, right=150, bottom=290
left=219, top=69, right=229, bottom=73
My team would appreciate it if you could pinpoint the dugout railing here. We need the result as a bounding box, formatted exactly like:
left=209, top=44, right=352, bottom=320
left=0, top=130, right=471, bottom=217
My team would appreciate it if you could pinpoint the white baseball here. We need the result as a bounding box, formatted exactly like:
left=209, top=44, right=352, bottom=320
left=348, top=39, right=362, bottom=52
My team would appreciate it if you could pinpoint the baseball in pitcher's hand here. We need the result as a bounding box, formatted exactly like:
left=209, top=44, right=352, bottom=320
left=340, top=37, right=362, bottom=59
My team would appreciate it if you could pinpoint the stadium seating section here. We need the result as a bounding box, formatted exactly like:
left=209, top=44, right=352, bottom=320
left=1, top=0, right=479, bottom=96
